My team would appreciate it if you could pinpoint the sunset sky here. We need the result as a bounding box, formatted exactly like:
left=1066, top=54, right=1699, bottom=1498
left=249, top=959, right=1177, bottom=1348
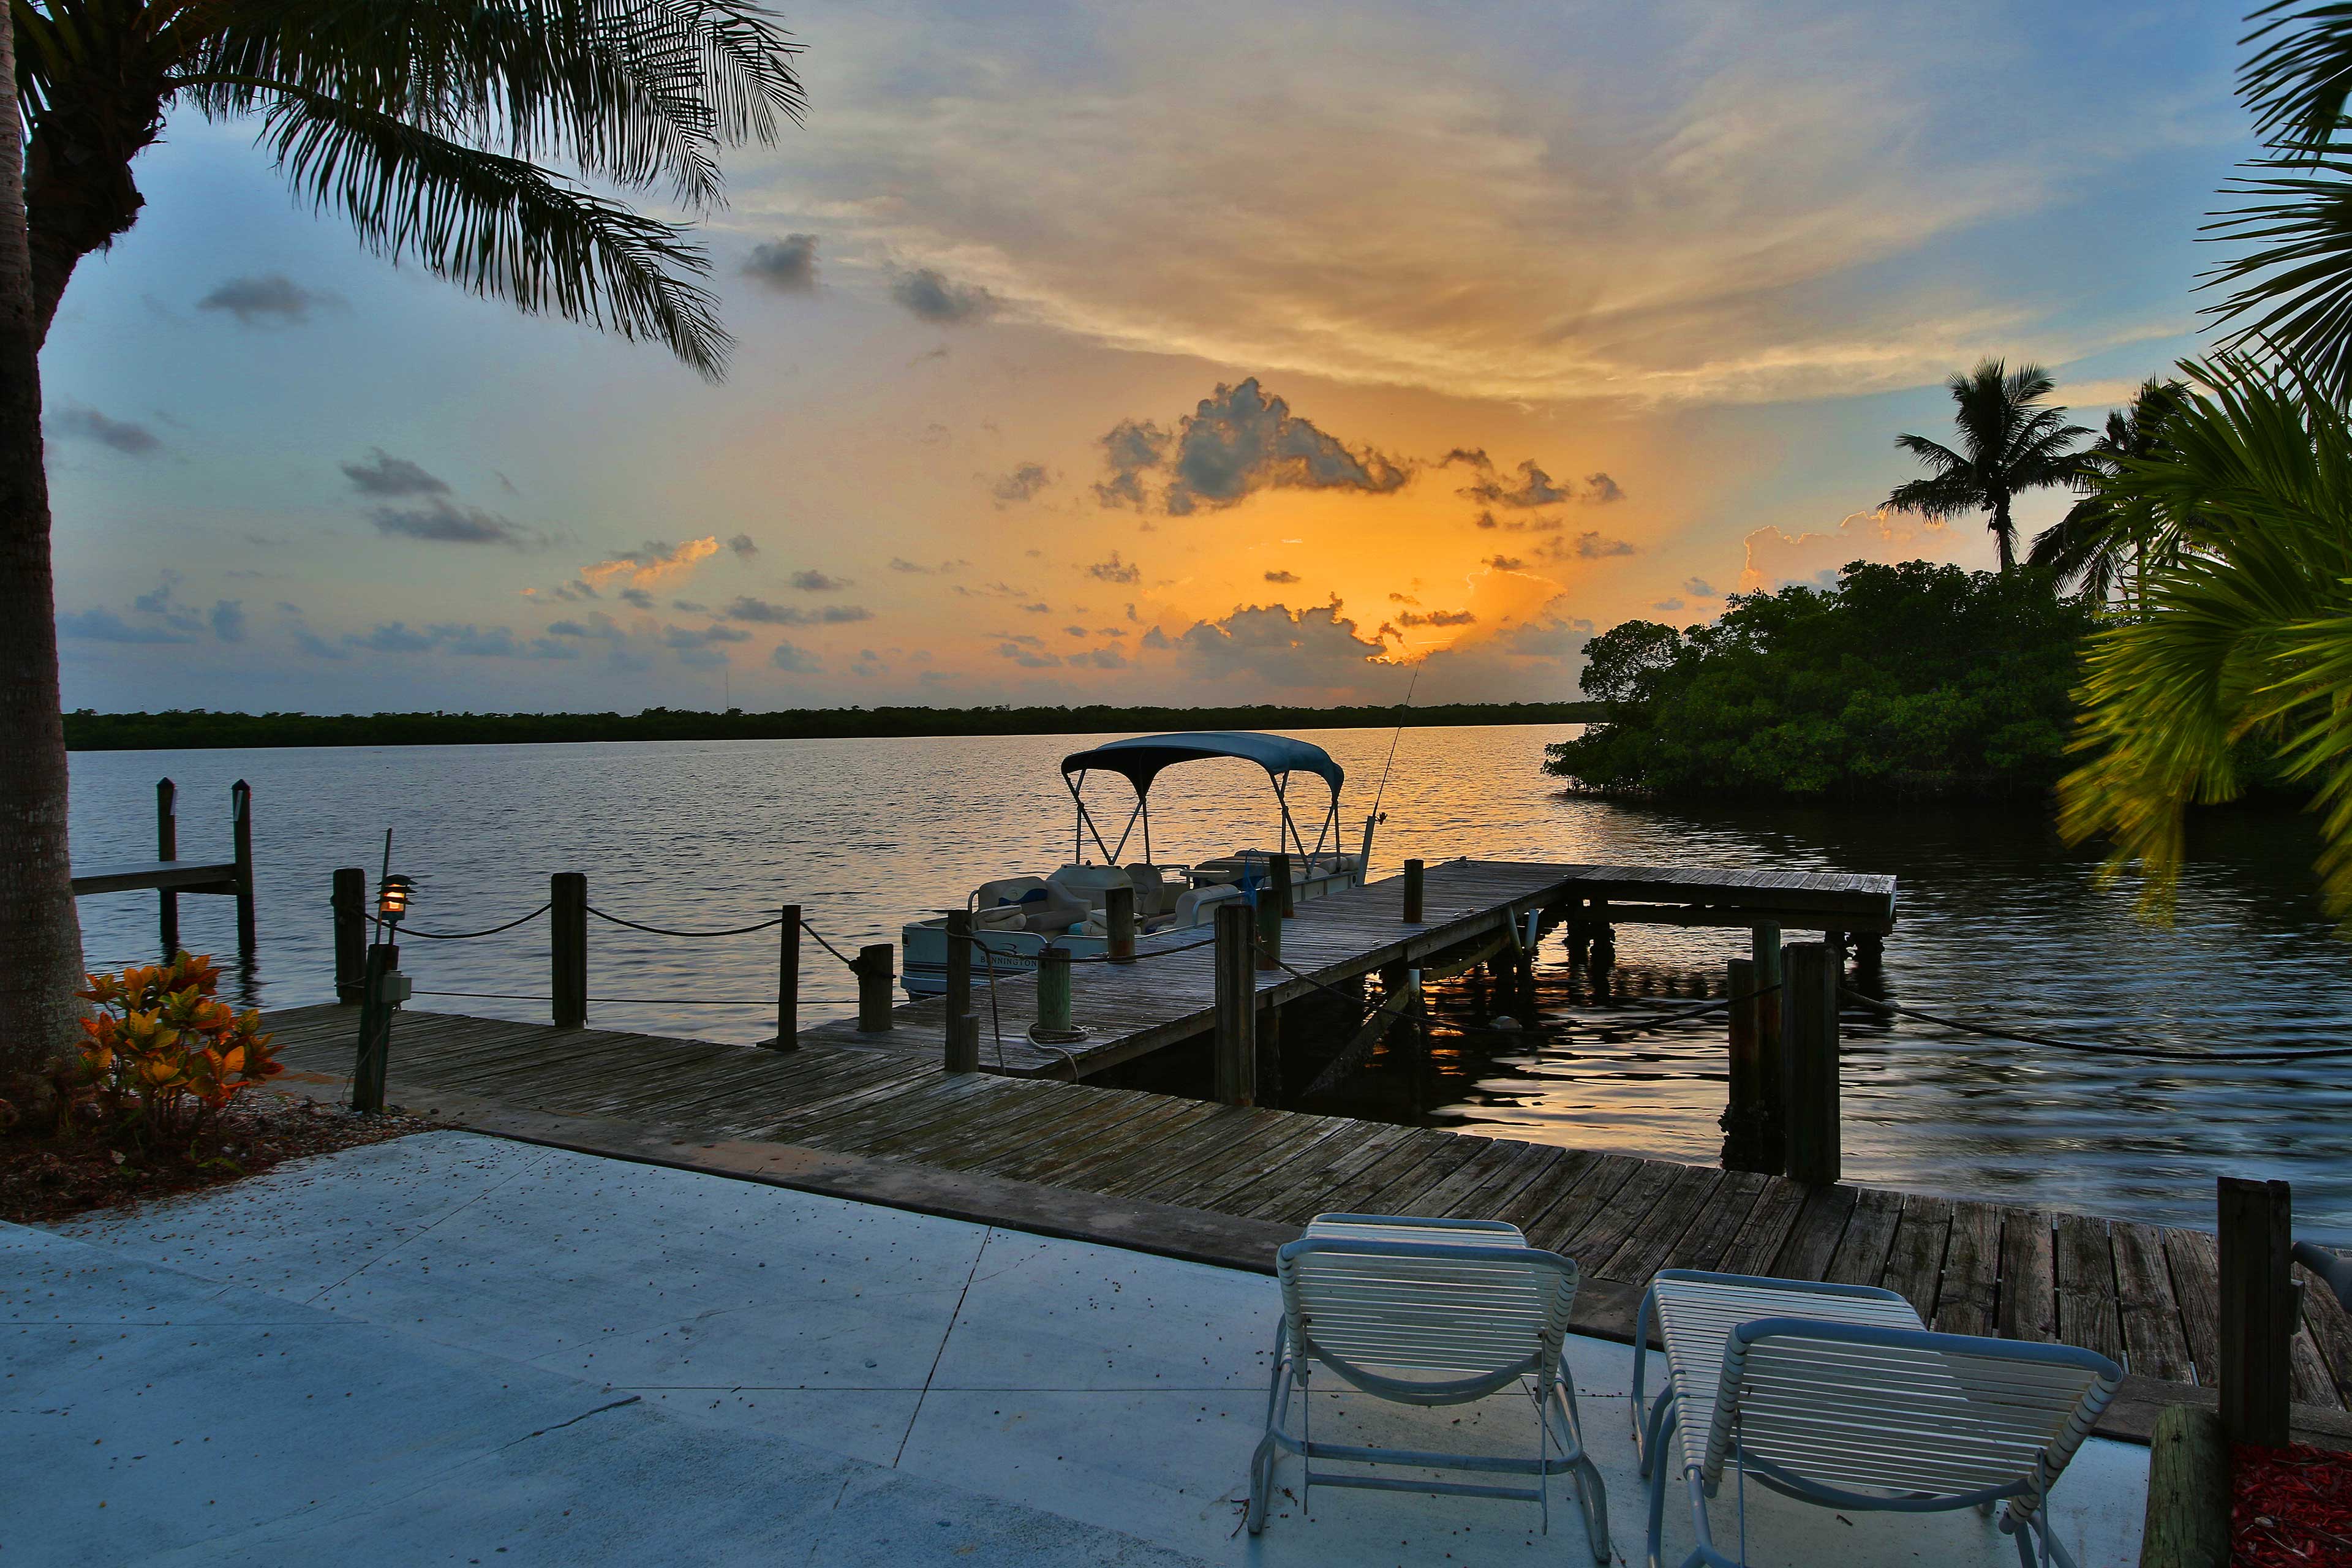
left=41, top=0, right=2251, bottom=713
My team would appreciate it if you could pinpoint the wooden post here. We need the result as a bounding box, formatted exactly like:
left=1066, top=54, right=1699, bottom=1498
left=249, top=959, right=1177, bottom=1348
left=1781, top=941, right=1839, bottom=1185
left=2218, top=1176, right=2295, bottom=1447
left=1721, top=956, right=1765, bottom=1172
left=1213, top=901, right=1256, bottom=1106
left=331, top=867, right=367, bottom=1004
left=2139, top=1404, right=2231, bottom=1568
left=1033, top=945, right=1077, bottom=1039
left=946, top=1014, right=981, bottom=1074
left=1105, top=886, right=1136, bottom=963
left=350, top=941, right=401, bottom=1114
left=1401, top=858, right=1425, bottom=924
left=1589, top=898, right=1615, bottom=971
left=856, top=943, right=894, bottom=1033
left=230, top=779, right=255, bottom=956
left=550, top=872, right=587, bottom=1028
left=1270, top=852, right=1295, bottom=918
left=941, top=913, right=979, bottom=1070
left=1854, top=930, right=1885, bottom=969
left=772, top=903, right=802, bottom=1050
left=1254, top=889, right=1282, bottom=971
left=1752, top=924, right=1785, bottom=1172
left=156, top=777, right=179, bottom=960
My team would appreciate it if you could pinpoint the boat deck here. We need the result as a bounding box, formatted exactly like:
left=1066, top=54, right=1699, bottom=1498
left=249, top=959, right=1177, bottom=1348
left=261, top=999, right=2352, bottom=1441
left=822, top=858, right=1899, bottom=1077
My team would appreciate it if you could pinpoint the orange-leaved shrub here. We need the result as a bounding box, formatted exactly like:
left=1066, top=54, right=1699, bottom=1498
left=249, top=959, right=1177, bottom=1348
left=74, top=953, right=281, bottom=1146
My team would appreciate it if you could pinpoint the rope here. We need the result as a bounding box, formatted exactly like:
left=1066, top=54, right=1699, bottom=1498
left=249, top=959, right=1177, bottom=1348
left=586, top=906, right=785, bottom=938
left=797, top=919, right=865, bottom=971
left=1839, top=987, right=2352, bottom=1063
left=399, top=902, right=552, bottom=941
left=412, top=988, right=554, bottom=1001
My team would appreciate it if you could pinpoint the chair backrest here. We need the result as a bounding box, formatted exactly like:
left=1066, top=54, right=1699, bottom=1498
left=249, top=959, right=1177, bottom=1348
left=1122, top=864, right=1169, bottom=915
left=1172, top=883, right=1245, bottom=928
left=1275, top=1236, right=1580, bottom=1407
left=972, top=876, right=1047, bottom=911
left=1709, top=1319, right=2122, bottom=1519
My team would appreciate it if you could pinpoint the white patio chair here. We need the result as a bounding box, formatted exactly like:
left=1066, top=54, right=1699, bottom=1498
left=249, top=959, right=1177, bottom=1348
left=1630, top=1268, right=2122, bottom=1568
left=1246, top=1213, right=1610, bottom=1559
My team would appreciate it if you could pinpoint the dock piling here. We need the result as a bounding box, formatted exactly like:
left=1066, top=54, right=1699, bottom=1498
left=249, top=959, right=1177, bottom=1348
left=2217, top=1176, right=2295, bottom=1446
left=1213, top=902, right=1256, bottom=1106
left=1106, top=886, right=1136, bottom=962
left=1271, top=852, right=1295, bottom=918
left=1752, top=924, right=1785, bottom=1171
left=772, top=904, right=802, bottom=1050
left=231, top=780, right=255, bottom=955
left=551, top=872, right=587, bottom=1028
left=1401, top=858, right=1425, bottom=924
left=1033, top=945, right=1080, bottom=1043
left=156, top=778, right=179, bottom=959
left=1721, top=956, right=1766, bottom=1172
left=1781, top=941, right=1839, bottom=1185
left=331, top=867, right=367, bottom=1004
left=349, top=940, right=405, bottom=1114
left=1254, top=888, right=1283, bottom=971
left=856, top=944, right=895, bottom=1033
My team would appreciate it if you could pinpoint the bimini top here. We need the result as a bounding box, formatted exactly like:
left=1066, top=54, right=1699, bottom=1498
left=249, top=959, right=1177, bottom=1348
left=1060, top=731, right=1343, bottom=796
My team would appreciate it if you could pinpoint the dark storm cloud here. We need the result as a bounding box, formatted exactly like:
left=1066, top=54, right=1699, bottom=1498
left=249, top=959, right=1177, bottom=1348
left=1101, top=379, right=1409, bottom=516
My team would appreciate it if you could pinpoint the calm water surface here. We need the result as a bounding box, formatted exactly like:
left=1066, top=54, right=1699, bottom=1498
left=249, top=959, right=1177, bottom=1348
left=66, top=726, right=2352, bottom=1237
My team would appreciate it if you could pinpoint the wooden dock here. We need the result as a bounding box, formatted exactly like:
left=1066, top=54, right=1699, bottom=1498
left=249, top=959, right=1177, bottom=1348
left=807, top=858, right=1900, bottom=1077
left=260, top=998, right=2352, bottom=1439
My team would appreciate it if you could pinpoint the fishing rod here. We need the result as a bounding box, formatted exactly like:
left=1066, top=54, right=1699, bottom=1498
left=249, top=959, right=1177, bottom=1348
left=1359, top=669, right=1418, bottom=876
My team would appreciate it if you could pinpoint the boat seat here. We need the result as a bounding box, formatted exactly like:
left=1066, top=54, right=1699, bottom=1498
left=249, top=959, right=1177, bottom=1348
left=1172, top=883, right=1245, bottom=929
left=1049, top=864, right=1133, bottom=911
left=1123, top=864, right=1176, bottom=916
left=1022, top=883, right=1091, bottom=935
left=972, top=875, right=1049, bottom=911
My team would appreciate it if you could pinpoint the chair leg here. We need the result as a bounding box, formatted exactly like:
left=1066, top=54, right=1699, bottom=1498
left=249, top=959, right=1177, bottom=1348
left=1645, top=1406, right=1677, bottom=1568
left=1247, top=1327, right=1292, bottom=1536
left=1638, top=1386, right=1673, bottom=1479
left=1547, top=1382, right=1611, bottom=1563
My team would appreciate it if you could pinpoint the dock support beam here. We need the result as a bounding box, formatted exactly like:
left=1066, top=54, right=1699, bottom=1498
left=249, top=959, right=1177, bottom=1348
left=157, top=778, right=179, bottom=960
left=231, top=780, right=255, bottom=956
left=1213, top=902, right=1256, bottom=1107
left=331, top=867, right=367, bottom=1004
left=1781, top=940, right=1839, bottom=1186
left=1721, top=956, right=1773, bottom=1172
left=2218, top=1176, right=2295, bottom=1447
left=856, top=944, right=895, bottom=1033
left=551, top=872, right=587, bottom=1028
left=1106, top=885, right=1136, bottom=962
left=943, top=909, right=978, bottom=1071
left=1254, top=888, right=1282, bottom=972
left=1751, top=924, right=1785, bottom=1172
left=772, top=904, right=802, bottom=1050
left=1271, top=852, right=1294, bottom=918
left=1401, top=858, right=1424, bottom=924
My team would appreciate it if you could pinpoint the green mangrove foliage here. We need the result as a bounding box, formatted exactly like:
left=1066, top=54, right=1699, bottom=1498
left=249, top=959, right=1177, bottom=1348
left=1544, top=562, right=2094, bottom=800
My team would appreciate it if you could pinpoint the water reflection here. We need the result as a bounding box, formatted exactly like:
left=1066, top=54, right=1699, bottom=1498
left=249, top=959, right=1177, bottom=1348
left=67, top=728, right=2352, bottom=1235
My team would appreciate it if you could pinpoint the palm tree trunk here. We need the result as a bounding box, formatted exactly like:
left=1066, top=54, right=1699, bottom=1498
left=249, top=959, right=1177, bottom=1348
left=1992, top=496, right=2016, bottom=571
left=0, top=6, right=87, bottom=1090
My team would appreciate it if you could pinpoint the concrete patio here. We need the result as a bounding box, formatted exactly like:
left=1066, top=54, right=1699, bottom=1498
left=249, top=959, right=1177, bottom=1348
left=4, top=1130, right=2149, bottom=1566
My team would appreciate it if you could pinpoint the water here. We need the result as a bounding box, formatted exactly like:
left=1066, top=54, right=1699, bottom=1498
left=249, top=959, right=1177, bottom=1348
left=66, top=725, right=2352, bottom=1237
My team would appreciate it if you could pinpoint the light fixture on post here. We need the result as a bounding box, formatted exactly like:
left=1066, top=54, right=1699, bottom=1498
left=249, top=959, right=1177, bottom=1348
left=352, top=835, right=415, bottom=1114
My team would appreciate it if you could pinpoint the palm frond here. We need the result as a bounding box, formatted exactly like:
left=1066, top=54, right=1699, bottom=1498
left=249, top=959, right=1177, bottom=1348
left=2241, top=0, right=2352, bottom=157
left=249, top=78, right=730, bottom=376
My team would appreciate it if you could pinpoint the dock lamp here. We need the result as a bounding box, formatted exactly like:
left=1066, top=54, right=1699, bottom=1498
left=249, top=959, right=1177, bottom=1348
left=352, top=872, right=416, bottom=1114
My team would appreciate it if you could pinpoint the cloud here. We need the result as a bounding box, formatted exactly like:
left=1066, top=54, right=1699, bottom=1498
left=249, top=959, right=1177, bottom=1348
left=725, top=596, right=875, bottom=625
left=340, top=449, right=450, bottom=497
left=349, top=621, right=435, bottom=653
left=728, top=533, right=759, bottom=559
left=1148, top=600, right=1392, bottom=688
left=371, top=496, right=545, bottom=549
left=619, top=587, right=655, bottom=608
left=663, top=622, right=755, bottom=655
left=578, top=537, right=719, bottom=592
left=1099, top=379, right=1409, bottom=516
left=196, top=273, right=334, bottom=325
left=992, top=461, right=1052, bottom=506
left=889, top=556, right=968, bottom=574
left=1019, top=601, right=1051, bottom=613
left=1393, top=608, right=1476, bottom=628
left=997, top=641, right=1063, bottom=668
left=745, top=234, right=820, bottom=293
left=890, top=266, right=997, bottom=324
left=771, top=640, right=823, bottom=673
left=1085, top=551, right=1141, bottom=584
left=1451, top=452, right=1572, bottom=508
left=1264, top=568, right=1300, bottom=584
left=790, top=569, right=852, bottom=592
left=1535, top=531, right=1636, bottom=562
left=1653, top=597, right=1686, bottom=612
left=1738, top=506, right=1961, bottom=590
left=209, top=600, right=246, bottom=643
left=52, top=406, right=160, bottom=455
left=57, top=607, right=195, bottom=644
left=428, top=623, right=579, bottom=658
left=1485, top=553, right=1525, bottom=571
left=1584, top=472, right=1626, bottom=503
left=1684, top=576, right=1718, bottom=597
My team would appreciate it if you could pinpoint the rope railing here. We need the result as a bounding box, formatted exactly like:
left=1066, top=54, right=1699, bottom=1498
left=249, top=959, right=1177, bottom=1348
left=584, top=906, right=786, bottom=939
left=399, top=902, right=552, bottom=941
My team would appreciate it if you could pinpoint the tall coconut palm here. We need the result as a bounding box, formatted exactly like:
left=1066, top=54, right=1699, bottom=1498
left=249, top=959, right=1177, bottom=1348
left=1886, top=359, right=2090, bottom=571
left=2057, top=355, right=2352, bottom=921
left=0, top=0, right=804, bottom=1089
left=2028, top=378, right=2191, bottom=608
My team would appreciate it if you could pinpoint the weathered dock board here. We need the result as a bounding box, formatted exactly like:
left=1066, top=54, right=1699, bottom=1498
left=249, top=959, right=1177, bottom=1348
left=807, top=858, right=1898, bottom=1077
left=260, top=1000, right=2352, bottom=1429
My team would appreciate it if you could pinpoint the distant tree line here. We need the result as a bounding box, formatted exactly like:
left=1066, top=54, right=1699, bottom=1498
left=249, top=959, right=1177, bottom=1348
left=63, top=701, right=1604, bottom=753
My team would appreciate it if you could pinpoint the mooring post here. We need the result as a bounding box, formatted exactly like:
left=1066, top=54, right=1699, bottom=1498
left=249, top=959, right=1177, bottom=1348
left=331, top=867, right=368, bottom=1004
left=230, top=780, right=256, bottom=956
left=350, top=940, right=407, bottom=1114
left=1589, top=897, right=1615, bottom=971
left=944, top=909, right=980, bottom=1073
left=1401, top=858, right=1425, bottom=924
left=1254, top=886, right=1283, bottom=971
left=1105, top=885, right=1136, bottom=963
left=551, top=872, right=587, bottom=1028
left=772, top=903, right=802, bottom=1050
left=1854, top=930, right=1884, bottom=968
left=1213, top=901, right=1256, bottom=1106
left=1032, top=944, right=1080, bottom=1047
left=2218, top=1176, right=2296, bottom=1447
left=1781, top=940, right=1839, bottom=1185
left=1271, top=851, right=1295, bottom=918
left=1722, top=955, right=1765, bottom=1172
left=155, top=777, right=179, bottom=960
left=856, top=943, right=895, bottom=1033
left=1751, top=924, right=1785, bottom=1171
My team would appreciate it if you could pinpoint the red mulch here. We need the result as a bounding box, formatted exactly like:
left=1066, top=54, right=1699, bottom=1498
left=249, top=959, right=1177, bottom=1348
left=0, top=1095, right=439, bottom=1226
left=2234, top=1442, right=2352, bottom=1566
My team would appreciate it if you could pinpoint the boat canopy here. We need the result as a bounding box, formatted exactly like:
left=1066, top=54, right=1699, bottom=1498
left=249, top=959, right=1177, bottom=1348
left=1060, top=731, right=1344, bottom=797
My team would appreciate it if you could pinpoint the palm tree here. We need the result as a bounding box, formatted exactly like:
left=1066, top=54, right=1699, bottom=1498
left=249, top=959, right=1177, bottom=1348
left=2028, top=378, right=2190, bottom=608
left=1886, top=360, right=2090, bottom=571
left=2057, top=355, right=2352, bottom=921
left=0, top=0, right=804, bottom=1090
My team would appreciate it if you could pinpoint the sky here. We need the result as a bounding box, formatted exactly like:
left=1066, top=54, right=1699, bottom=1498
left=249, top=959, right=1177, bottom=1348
left=39, top=0, right=2256, bottom=714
